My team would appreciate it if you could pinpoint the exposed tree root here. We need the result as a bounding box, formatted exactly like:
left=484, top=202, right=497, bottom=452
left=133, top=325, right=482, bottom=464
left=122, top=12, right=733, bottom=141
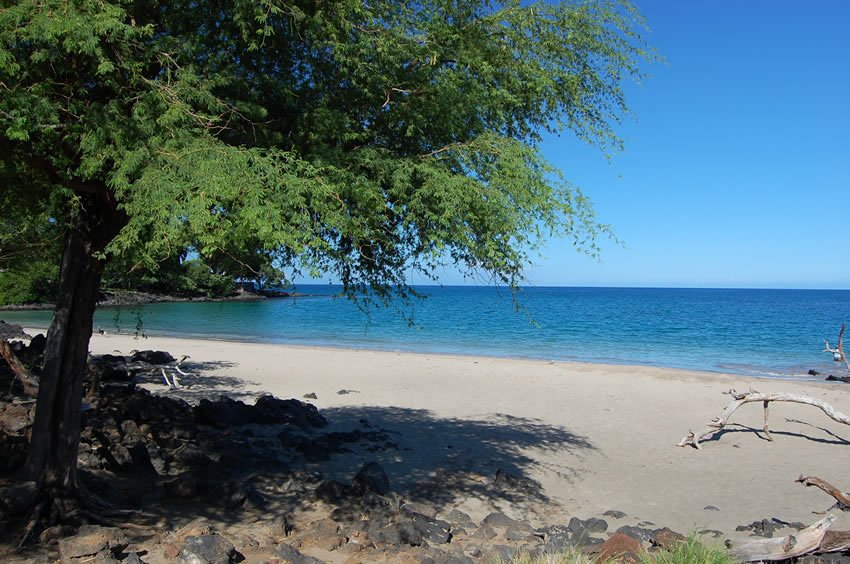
left=678, top=389, right=850, bottom=449
left=11, top=485, right=160, bottom=548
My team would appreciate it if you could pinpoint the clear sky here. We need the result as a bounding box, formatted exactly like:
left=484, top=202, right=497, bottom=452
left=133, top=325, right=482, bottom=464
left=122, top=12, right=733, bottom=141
left=526, top=0, right=850, bottom=289
left=310, top=1, right=850, bottom=290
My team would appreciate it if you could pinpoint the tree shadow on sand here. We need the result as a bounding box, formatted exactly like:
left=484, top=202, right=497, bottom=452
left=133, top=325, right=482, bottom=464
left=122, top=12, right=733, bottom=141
left=130, top=360, right=261, bottom=403
left=299, top=405, right=594, bottom=509
left=701, top=421, right=850, bottom=446
left=102, top=403, right=594, bottom=529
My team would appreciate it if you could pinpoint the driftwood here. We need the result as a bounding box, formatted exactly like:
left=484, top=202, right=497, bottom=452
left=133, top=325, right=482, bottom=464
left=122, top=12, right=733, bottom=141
left=821, top=529, right=850, bottom=553
left=122, top=354, right=190, bottom=391
left=730, top=514, right=835, bottom=562
left=0, top=339, right=39, bottom=396
left=797, top=475, right=850, bottom=510
left=824, top=323, right=850, bottom=373
left=678, top=389, right=850, bottom=449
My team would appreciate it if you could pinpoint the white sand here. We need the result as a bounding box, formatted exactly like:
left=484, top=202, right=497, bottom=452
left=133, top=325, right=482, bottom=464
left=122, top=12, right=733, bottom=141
left=80, top=330, right=850, bottom=535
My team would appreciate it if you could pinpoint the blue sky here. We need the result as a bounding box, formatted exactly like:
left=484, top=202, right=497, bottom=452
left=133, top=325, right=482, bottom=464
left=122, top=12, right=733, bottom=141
left=525, top=0, right=850, bottom=289
left=310, top=1, right=850, bottom=290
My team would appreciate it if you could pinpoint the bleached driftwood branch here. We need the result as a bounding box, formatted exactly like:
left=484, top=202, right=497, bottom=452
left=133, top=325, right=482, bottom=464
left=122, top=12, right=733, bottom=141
left=824, top=323, right=849, bottom=373
left=821, top=529, right=850, bottom=553
left=730, top=514, right=834, bottom=562
left=123, top=354, right=191, bottom=391
left=678, top=390, right=850, bottom=449
left=797, top=475, right=850, bottom=510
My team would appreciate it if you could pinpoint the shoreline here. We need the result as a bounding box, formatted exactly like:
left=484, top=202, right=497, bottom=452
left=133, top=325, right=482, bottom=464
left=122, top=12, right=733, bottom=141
left=11, top=323, right=835, bottom=384
left=65, top=329, right=850, bottom=536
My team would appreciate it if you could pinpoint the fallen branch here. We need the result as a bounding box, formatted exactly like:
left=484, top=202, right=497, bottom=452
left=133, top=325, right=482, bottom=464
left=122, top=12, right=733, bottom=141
left=730, top=514, right=834, bottom=562
left=824, top=323, right=849, bottom=373
left=821, top=529, right=850, bottom=553
left=124, top=354, right=190, bottom=391
left=678, top=390, right=850, bottom=449
left=797, top=475, right=850, bottom=510
left=0, top=339, right=39, bottom=396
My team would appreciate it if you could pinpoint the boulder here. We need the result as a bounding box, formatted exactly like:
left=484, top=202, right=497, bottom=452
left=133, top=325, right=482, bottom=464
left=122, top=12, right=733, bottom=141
left=224, top=482, right=266, bottom=510
left=480, top=512, right=521, bottom=529
left=273, top=543, right=324, bottom=564
left=179, top=534, right=236, bottom=564
left=735, top=518, right=781, bottom=538
left=0, top=321, right=30, bottom=341
left=444, top=509, right=473, bottom=525
left=131, top=350, right=175, bottom=364
left=505, top=526, right=535, bottom=542
left=401, top=502, right=437, bottom=519
left=826, top=375, right=850, bottom=383
left=58, top=525, right=127, bottom=562
left=367, top=519, right=420, bottom=546
left=651, top=527, right=685, bottom=549
left=536, top=524, right=571, bottom=552
left=471, top=526, right=497, bottom=541
left=493, top=468, right=540, bottom=496
left=353, top=461, right=391, bottom=496
left=616, top=525, right=654, bottom=543
left=11, top=332, right=45, bottom=365
left=254, top=395, right=327, bottom=429
left=314, top=480, right=358, bottom=504
left=568, top=516, right=608, bottom=534
left=194, top=396, right=259, bottom=428
left=0, top=402, right=32, bottom=434
left=596, top=532, right=642, bottom=563
left=410, top=513, right=452, bottom=545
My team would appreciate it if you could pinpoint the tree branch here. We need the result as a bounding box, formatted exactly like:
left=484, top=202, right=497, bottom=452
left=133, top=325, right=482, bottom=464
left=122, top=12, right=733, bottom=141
left=0, top=340, right=39, bottom=397
left=797, top=475, right=850, bottom=510
left=678, top=390, right=850, bottom=449
left=823, top=323, right=849, bottom=372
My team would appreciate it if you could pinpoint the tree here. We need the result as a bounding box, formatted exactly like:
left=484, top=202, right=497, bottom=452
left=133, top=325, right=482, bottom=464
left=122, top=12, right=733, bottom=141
left=0, top=0, right=654, bottom=529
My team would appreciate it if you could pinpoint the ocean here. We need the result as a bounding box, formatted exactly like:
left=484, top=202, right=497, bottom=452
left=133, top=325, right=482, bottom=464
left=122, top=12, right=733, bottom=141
left=3, top=286, right=849, bottom=380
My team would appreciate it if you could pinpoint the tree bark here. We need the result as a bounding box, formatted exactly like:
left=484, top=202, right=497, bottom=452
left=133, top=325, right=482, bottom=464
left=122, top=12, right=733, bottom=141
left=24, top=190, right=126, bottom=501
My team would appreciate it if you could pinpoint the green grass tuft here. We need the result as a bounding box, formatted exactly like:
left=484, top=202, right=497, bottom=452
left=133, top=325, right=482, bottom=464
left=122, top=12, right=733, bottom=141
left=640, top=534, right=737, bottom=564
left=502, top=533, right=737, bottom=564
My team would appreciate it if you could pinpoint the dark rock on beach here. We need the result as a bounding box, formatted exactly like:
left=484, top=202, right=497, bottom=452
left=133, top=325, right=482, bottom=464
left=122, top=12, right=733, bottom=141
left=130, top=350, right=176, bottom=365
left=273, top=543, right=324, bottom=564
left=616, top=524, right=654, bottom=543
left=194, top=395, right=327, bottom=429
left=353, top=461, right=391, bottom=495
left=57, top=525, right=127, bottom=562
left=480, top=512, right=522, bottom=529
left=0, top=321, right=30, bottom=341
left=493, top=468, right=541, bottom=497
left=179, top=534, right=237, bottom=564
left=826, top=374, right=850, bottom=383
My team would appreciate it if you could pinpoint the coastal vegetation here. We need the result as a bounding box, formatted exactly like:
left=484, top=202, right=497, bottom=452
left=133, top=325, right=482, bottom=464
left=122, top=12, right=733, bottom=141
left=0, top=0, right=656, bottom=538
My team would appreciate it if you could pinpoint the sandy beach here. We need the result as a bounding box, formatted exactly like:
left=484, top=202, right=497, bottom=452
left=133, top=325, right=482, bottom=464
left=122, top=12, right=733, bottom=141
left=78, top=330, right=850, bottom=538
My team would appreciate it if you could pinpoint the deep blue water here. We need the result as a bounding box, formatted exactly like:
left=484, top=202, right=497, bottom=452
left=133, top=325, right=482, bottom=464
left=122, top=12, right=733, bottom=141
left=3, top=286, right=850, bottom=380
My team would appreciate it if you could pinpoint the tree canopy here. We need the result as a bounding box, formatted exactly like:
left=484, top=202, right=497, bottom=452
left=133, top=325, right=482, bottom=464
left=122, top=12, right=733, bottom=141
left=0, top=0, right=655, bottom=522
left=1, top=0, right=652, bottom=299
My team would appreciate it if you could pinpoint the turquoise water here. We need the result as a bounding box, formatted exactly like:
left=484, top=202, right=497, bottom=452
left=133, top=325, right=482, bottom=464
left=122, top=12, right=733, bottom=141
left=3, top=286, right=850, bottom=380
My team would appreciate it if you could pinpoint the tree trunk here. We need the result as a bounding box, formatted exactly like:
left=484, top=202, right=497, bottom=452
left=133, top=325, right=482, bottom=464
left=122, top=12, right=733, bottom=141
left=24, top=190, right=126, bottom=502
